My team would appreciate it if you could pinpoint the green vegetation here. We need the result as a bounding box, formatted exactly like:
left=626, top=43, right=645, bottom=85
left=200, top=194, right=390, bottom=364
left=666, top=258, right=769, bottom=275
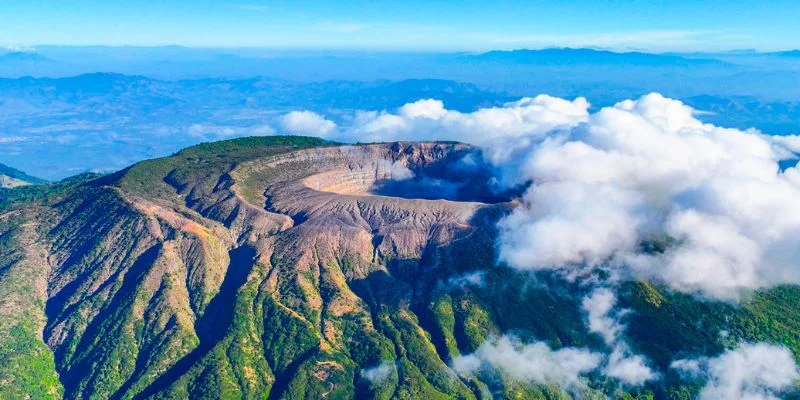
left=116, top=135, right=334, bottom=199
left=0, top=162, right=47, bottom=184
left=623, top=282, right=800, bottom=366
left=0, top=320, right=63, bottom=399
left=0, top=136, right=798, bottom=399
left=0, top=172, right=101, bottom=211
left=429, top=295, right=460, bottom=360
left=0, top=213, right=63, bottom=399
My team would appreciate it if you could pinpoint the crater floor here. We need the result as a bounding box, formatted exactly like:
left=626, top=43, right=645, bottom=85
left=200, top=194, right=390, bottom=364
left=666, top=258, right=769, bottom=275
left=297, top=143, right=514, bottom=203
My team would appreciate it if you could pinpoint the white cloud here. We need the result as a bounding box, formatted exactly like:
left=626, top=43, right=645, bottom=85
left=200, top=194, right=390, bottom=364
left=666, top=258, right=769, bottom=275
left=341, top=96, right=589, bottom=173
left=495, top=93, right=800, bottom=299
left=390, top=165, right=414, bottom=181
left=452, top=335, right=601, bottom=389
left=672, top=343, right=799, bottom=400
left=771, top=134, right=800, bottom=155
left=398, top=98, right=448, bottom=119
left=606, top=348, right=656, bottom=386
left=279, top=92, right=800, bottom=391
left=0, top=135, right=27, bottom=144
left=301, top=92, right=800, bottom=300
left=1, top=45, right=36, bottom=53
left=229, top=4, right=269, bottom=13
left=498, top=182, right=646, bottom=269
left=314, top=22, right=371, bottom=33
left=582, top=288, right=624, bottom=346
left=279, top=111, right=337, bottom=137
left=371, top=158, right=416, bottom=182
left=361, top=361, right=396, bottom=384
left=187, top=123, right=274, bottom=139
left=444, top=271, right=486, bottom=288
left=582, top=288, right=656, bottom=386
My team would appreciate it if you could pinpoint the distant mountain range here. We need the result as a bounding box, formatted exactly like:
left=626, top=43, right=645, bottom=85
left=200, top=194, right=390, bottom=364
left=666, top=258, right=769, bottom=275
left=0, top=51, right=53, bottom=62
left=1, top=46, right=798, bottom=81
left=469, top=47, right=728, bottom=66
left=0, top=70, right=798, bottom=181
left=0, top=73, right=513, bottom=180
left=773, top=50, right=800, bottom=57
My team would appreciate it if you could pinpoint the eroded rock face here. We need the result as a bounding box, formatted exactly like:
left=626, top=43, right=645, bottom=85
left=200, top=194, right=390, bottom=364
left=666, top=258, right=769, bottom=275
left=174, top=142, right=505, bottom=265
left=258, top=142, right=511, bottom=203
left=235, top=142, right=504, bottom=279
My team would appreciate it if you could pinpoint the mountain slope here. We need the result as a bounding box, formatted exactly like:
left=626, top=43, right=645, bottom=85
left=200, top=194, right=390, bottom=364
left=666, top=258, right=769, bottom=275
left=0, top=136, right=797, bottom=400
left=0, top=162, right=45, bottom=188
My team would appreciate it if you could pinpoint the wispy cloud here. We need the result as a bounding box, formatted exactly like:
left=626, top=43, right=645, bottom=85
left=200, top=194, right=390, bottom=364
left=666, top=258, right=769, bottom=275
left=186, top=123, right=275, bottom=140
left=314, top=22, right=372, bottom=34
left=229, top=4, right=269, bottom=13
left=453, top=335, right=601, bottom=391
left=360, top=361, right=396, bottom=384
left=0, top=135, right=28, bottom=144
left=1, top=45, right=36, bottom=53
left=582, top=289, right=656, bottom=386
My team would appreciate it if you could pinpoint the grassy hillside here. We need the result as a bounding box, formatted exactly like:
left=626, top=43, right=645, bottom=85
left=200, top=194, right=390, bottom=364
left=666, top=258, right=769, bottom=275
left=0, top=162, right=46, bottom=184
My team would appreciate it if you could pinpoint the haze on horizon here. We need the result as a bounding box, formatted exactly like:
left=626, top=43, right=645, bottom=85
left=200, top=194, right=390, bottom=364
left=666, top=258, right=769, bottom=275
left=2, top=2, right=800, bottom=400
left=1, top=0, right=799, bottom=180
left=2, top=0, right=800, bottom=52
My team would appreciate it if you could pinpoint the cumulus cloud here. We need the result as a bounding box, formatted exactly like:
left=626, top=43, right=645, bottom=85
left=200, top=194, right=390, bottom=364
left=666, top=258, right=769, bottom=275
left=672, top=343, right=799, bottom=400
left=279, top=111, right=337, bottom=137
left=490, top=93, right=800, bottom=299
left=499, top=182, right=647, bottom=270
left=292, top=93, right=800, bottom=299
left=340, top=96, right=589, bottom=172
left=582, top=288, right=656, bottom=386
left=452, top=335, right=601, bottom=388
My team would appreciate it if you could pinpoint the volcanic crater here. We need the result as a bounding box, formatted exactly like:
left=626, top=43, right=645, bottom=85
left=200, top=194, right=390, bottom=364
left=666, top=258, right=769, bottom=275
left=295, top=142, right=513, bottom=204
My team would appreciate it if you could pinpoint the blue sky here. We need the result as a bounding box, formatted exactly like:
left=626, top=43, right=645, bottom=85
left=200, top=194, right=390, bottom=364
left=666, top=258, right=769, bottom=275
left=1, top=0, right=799, bottom=52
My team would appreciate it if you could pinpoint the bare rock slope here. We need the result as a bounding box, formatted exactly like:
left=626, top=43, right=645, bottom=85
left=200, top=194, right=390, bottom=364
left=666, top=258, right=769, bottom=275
left=0, top=162, right=44, bottom=188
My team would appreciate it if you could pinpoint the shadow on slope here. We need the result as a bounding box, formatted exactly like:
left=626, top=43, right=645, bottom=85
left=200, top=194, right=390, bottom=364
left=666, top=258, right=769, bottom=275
left=131, top=245, right=256, bottom=400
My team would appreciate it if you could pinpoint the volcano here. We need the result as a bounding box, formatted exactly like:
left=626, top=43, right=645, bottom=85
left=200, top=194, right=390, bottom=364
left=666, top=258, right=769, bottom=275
left=0, top=136, right=797, bottom=399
